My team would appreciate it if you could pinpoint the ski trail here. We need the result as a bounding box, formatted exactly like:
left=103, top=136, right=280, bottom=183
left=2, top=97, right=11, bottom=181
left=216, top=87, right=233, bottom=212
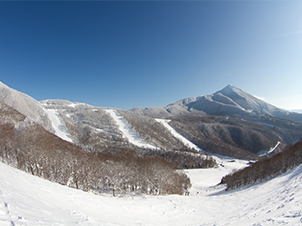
left=155, top=119, right=201, bottom=151
left=44, top=109, right=73, bottom=143
left=105, top=109, right=157, bottom=149
left=259, top=141, right=281, bottom=157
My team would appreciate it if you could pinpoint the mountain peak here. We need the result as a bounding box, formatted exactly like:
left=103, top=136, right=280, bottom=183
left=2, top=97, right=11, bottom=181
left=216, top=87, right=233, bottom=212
left=224, top=84, right=236, bottom=90
left=217, top=84, right=243, bottom=96
left=132, top=84, right=302, bottom=123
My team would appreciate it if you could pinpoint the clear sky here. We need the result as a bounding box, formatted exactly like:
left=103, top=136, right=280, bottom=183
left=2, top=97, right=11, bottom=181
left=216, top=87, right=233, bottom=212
left=1, top=1, right=302, bottom=111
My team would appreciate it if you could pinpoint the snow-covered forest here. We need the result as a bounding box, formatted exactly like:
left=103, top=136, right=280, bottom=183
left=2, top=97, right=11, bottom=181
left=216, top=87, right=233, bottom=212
left=1, top=157, right=302, bottom=225
left=0, top=101, right=190, bottom=196
left=221, top=140, right=302, bottom=190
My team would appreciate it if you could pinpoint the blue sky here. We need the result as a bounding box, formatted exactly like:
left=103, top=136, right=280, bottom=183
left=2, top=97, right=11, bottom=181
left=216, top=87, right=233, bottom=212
left=1, top=1, right=302, bottom=110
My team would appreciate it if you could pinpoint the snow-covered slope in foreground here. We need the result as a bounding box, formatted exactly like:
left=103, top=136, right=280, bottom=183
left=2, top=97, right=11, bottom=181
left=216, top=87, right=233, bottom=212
left=1, top=161, right=302, bottom=226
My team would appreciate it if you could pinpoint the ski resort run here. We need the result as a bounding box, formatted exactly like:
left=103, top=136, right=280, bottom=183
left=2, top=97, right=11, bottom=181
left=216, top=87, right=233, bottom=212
left=44, top=109, right=73, bottom=143
left=156, top=118, right=201, bottom=151
left=105, top=109, right=157, bottom=149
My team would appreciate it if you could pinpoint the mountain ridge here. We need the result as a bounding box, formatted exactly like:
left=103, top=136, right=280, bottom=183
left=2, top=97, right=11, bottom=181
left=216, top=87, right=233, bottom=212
left=1, top=81, right=302, bottom=160
left=0, top=81, right=52, bottom=131
left=131, top=84, right=302, bottom=124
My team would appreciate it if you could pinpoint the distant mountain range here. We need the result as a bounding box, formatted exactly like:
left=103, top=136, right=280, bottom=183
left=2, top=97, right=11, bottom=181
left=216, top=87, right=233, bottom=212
left=290, top=109, right=302, bottom=114
left=1, top=81, right=302, bottom=161
left=131, top=84, right=302, bottom=124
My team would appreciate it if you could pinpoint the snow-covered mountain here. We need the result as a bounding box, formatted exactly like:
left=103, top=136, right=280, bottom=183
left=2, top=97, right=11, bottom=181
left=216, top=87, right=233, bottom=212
left=131, top=85, right=302, bottom=159
left=290, top=109, right=302, bottom=114
left=0, top=81, right=52, bottom=131
left=1, top=81, right=302, bottom=160
left=39, top=99, right=212, bottom=168
left=131, top=85, right=302, bottom=124
left=1, top=81, right=302, bottom=225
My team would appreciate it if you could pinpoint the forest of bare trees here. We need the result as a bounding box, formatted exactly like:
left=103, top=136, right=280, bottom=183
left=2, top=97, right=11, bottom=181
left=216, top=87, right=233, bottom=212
left=0, top=101, right=191, bottom=196
left=220, top=140, right=302, bottom=190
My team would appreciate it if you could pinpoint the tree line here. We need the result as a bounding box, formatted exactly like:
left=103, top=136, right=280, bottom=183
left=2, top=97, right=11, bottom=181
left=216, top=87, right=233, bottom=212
left=220, top=140, right=302, bottom=190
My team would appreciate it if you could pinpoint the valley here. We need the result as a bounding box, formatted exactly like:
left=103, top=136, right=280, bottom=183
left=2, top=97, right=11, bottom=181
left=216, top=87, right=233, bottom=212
left=1, top=81, right=302, bottom=225
left=1, top=158, right=302, bottom=225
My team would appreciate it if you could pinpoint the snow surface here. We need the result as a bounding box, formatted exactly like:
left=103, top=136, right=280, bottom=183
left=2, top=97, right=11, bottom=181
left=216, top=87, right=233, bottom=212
left=44, top=109, right=73, bottom=143
left=1, top=159, right=302, bottom=226
left=105, top=109, right=157, bottom=149
left=156, top=119, right=201, bottom=151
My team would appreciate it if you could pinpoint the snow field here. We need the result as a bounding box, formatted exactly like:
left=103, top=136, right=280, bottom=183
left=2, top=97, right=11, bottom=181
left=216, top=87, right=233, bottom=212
left=1, top=159, right=302, bottom=225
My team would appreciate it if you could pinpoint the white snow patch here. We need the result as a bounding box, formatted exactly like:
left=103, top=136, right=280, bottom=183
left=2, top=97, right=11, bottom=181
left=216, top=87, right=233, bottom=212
left=1, top=160, right=302, bottom=225
left=156, top=118, right=201, bottom=151
left=94, top=127, right=105, bottom=133
left=259, top=141, right=281, bottom=157
left=253, top=121, right=274, bottom=127
left=105, top=109, right=157, bottom=149
left=44, top=109, right=73, bottom=143
left=65, top=113, right=72, bottom=118
left=68, top=103, right=84, bottom=108
left=246, top=109, right=257, bottom=114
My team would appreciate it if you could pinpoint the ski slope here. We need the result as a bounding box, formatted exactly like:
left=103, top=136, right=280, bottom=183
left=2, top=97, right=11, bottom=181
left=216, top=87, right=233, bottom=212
left=259, top=141, right=281, bottom=157
left=105, top=109, right=157, bottom=149
left=105, top=110, right=201, bottom=151
left=1, top=160, right=302, bottom=226
left=156, top=119, right=201, bottom=151
left=44, top=109, right=73, bottom=143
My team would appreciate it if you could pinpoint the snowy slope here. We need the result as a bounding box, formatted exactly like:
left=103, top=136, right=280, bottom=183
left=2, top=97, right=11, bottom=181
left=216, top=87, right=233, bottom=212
left=1, top=160, right=302, bottom=226
left=105, top=109, right=157, bottom=149
left=0, top=81, right=52, bottom=131
left=155, top=119, right=201, bottom=151
left=44, top=109, right=73, bottom=143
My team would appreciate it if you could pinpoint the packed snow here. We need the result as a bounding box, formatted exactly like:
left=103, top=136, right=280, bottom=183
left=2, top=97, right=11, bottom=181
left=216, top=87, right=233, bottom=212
left=44, top=109, right=73, bottom=143
left=1, top=159, right=302, bottom=226
left=156, top=119, right=201, bottom=151
left=105, top=109, right=157, bottom=149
